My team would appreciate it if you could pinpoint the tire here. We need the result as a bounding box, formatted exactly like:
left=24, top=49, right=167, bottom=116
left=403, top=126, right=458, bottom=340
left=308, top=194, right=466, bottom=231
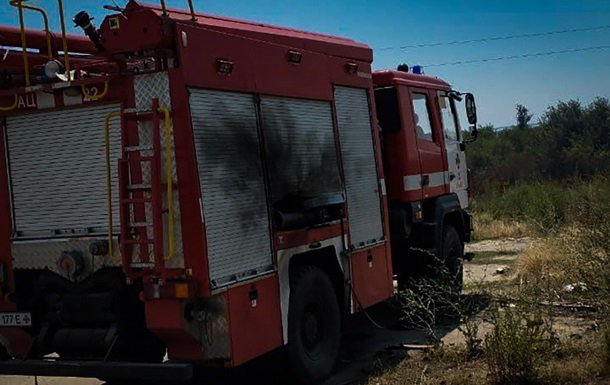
left=288, top=266, right=341, bottom=384
left=441, top=225, right=464, bottom=296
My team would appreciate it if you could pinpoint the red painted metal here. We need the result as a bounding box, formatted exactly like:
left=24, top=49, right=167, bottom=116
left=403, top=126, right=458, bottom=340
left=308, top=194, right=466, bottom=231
left=373, top=71, right=454, bottom=203
left=0, top=25, right=98, bottom=55
left=226, top=275, right=283, bottom=366
left=350, top=245, right=394, bottom=311
left=100, top=1, right=371, bottom=63
left=274, top=223, right=344, bottom=251
left=145, top=299, right=205, bottom=361
left=167, top=69, right=211, bottom=297
left=0, top=120, right=14, bottom=299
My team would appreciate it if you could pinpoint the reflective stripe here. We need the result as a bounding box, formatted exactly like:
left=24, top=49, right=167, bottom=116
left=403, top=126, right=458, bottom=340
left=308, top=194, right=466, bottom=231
left=403, top=175, right=421, bottom=191
left=403, top=171, right=448, bottom=191
left=379, top=178, right=387, bottom=196
left=428, top=171, right=448, bottom=188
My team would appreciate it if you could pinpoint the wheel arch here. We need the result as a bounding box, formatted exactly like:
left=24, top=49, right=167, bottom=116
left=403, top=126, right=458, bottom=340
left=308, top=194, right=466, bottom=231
left=276, top=236, right=345, bottom=344
left=434, top=194, right=466, bottom=255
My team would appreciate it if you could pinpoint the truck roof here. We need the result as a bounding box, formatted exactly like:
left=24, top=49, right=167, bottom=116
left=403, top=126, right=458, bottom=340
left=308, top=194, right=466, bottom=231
left=372, top=70, right=452, bottom=90
left=138, top=2, right=373, bottom=63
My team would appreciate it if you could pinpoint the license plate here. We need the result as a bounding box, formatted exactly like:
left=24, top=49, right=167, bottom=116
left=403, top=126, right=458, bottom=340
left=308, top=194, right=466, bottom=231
left=0, top=312, right=32, bottom=327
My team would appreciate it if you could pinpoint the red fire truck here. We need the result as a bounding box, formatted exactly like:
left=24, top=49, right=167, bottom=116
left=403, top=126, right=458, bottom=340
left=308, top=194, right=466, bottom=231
left=0, top=1, right=477, bottom=383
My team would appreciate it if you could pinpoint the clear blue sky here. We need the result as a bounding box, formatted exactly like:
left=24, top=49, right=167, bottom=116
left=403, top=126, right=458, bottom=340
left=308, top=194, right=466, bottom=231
left=1, top=0, right=609, bottom=127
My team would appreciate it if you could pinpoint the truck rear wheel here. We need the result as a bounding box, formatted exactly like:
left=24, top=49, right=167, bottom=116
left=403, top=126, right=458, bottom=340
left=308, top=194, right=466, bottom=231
left=288, top=266, right=341, bottom=384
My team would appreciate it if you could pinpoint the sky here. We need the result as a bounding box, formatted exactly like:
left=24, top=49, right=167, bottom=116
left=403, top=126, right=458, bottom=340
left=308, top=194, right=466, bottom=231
left=0, top=0, right=608, bottom=127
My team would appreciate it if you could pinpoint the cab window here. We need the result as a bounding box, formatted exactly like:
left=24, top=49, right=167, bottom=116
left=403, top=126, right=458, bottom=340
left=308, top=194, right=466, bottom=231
left=374, top=87, right=401, bottom=132
left=411, top=92, right=434, bottom=142
left=438, top=92, right=460, bottom=142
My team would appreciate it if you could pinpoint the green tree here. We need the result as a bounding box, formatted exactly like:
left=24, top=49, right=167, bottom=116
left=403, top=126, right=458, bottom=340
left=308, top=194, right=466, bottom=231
left=516, top=104, right=533, bottom=130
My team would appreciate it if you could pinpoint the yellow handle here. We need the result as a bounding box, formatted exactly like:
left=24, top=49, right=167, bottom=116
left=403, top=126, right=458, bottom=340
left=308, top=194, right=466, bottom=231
left=157, top=107, right=175, bottom=261
left=82, top=82, right=109, bottom=101
left=9, top=1, right=52, bottom=60
left=10, top=0, right=70, bottom=84
left=0, top=95, right=18, bottom=112
left=105, top=111, right=122, bottom=260
left=56, top=0, right=71, bottom=79
left=12, top=0, right=30, bottom=86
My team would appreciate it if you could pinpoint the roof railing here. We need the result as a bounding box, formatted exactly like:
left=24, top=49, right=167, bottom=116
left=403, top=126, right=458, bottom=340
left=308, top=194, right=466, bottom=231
left=10, top=0, right=71, bottom=86
left=159, top=0, right=197, bottom=21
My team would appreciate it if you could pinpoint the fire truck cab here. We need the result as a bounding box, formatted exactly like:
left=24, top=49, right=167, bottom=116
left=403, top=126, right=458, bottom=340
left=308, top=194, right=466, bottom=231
left=373, top=70, right=476, bottom=288
left=0, top=1, right=476, bottom=383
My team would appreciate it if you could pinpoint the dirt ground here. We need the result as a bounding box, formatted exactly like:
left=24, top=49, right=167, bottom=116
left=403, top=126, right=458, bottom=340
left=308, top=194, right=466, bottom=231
left=463, top=237, right=533, bottom=283
left=0, top=237, right=548, bottom=385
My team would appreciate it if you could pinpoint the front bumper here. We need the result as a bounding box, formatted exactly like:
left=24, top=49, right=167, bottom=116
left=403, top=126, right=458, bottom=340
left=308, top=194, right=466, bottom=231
left=0, top=359, right=193, bottom=381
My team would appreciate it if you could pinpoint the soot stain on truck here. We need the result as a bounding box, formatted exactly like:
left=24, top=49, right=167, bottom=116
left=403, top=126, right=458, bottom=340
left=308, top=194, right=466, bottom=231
left=194, top=100, right=267, bottom=231
left=261, top=101, right=343, bottom=212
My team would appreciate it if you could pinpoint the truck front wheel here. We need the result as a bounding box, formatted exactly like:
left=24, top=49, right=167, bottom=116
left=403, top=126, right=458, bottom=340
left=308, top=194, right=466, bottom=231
left=288, top=266, right=341, bottom=384
left=441, top=225, right=464, bottom=296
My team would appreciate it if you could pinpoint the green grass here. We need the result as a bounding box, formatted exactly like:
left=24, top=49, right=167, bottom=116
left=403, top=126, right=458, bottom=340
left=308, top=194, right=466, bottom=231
left=472, top=176, right=610, bottom=236
left=468, top=250, right=520, bottom=266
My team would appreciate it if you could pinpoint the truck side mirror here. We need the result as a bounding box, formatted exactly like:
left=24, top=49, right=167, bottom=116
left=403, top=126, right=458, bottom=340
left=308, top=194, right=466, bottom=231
left=464, top=93, right=478, bottom=143
left=465, top=93, right=477, bottom=125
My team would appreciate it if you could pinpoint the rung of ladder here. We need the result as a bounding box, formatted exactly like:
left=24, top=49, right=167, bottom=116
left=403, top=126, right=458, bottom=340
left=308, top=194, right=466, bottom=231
left=122, top=239, right=154, bottom=245
left=127, top=184, right=152, bottom=191
left=128, top=222, right=153, bottom=228
left=120, top=197, right=153, bottom=204
left=124, top=145, right=153, bottom=152
left=130, top=262, right=156, bottom=269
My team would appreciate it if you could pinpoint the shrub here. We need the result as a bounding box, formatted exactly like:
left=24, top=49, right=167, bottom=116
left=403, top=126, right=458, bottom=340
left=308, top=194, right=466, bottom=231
left=484, top=280, right=557, bottom=385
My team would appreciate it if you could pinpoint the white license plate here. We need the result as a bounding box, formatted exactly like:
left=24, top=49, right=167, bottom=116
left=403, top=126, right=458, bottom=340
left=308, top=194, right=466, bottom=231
left=0, top=312, right=32, bottom=327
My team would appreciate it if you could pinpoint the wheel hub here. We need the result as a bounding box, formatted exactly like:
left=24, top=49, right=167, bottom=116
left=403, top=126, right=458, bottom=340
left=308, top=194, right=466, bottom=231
left=302, top=305, right=323, bottom=350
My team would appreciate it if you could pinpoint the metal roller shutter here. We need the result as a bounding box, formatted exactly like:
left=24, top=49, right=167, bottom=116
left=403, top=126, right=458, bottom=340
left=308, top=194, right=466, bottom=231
left=189, top=89, right=273, bottom=287
left=6, top=104, right=121, bottom=238
left=259, top=96, right=343, bottom=206
left=334, top=86, right=384, bottom=249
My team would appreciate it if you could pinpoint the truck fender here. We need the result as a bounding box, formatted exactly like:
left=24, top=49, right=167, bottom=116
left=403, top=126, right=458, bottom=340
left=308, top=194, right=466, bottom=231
left=433, top=194, right=464, bottom=257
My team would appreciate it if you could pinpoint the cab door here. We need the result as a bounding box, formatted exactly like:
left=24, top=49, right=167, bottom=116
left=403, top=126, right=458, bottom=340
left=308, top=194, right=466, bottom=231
left=408, top=88, right=448, bottom=199
left=438, top=91, right=469, bottom=208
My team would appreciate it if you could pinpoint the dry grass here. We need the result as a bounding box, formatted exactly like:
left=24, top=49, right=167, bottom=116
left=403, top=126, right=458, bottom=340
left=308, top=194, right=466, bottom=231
left=364, top=329, right=609, bottom=385
left=473, top=212, right=529, bottom=240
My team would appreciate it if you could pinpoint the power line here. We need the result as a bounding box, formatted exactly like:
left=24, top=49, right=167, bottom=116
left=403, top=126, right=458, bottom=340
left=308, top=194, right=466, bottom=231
left=423, top=45, right=610, bottom=67
left=377, top=25, right=610, bottom=51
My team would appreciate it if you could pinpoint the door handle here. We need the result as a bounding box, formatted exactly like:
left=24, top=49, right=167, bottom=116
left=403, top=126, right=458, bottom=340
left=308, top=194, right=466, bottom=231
left=422, top=175, right=430, bottom=187
left=450, top=173, right=456, bottom=181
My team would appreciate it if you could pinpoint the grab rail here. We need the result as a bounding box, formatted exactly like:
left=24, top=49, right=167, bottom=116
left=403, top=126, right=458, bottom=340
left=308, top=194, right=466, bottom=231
left=157, top=106, right=175, bottom=261
left=159, top=0, right=197, bottom=21
left=8, top=0, right=52, bottom=60
left=10, top=0, right=71, bottom=85
left=104, top=111, right=122, bottom=260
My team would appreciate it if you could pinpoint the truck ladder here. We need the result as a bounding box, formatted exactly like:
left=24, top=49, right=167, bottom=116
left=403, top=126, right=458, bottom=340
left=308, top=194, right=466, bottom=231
left=106, top=98, right=175, bottom=280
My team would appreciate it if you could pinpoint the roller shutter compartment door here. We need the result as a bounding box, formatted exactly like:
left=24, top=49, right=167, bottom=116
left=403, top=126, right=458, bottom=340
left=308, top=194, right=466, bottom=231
left=334, top=86, right=385, bottom=249
left=259, top=96, right=343, bottom=207
left=6, top=104, right=121, bottom=238
left=189, top=89, right=273, bottom=287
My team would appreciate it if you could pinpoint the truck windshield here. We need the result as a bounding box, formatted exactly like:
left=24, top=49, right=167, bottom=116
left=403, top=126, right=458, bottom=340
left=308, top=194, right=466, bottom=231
left=439, top=92, right=461, bottom=142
